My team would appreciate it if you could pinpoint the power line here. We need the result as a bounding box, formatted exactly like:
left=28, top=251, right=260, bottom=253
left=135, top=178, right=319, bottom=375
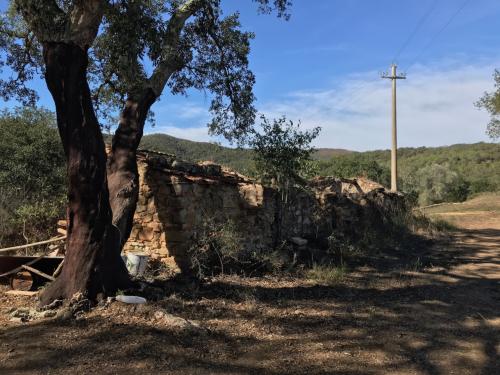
left=335, top=1, right=438, bottom=113
left=404, top=0, right=472, bottom=72
left=346, top=0, right=469, bottom=117
left=393, top=0, right=439, bottom=63
left=332, top=0, right=446, bottom=115
left=334, top=76, right=381, bottom=113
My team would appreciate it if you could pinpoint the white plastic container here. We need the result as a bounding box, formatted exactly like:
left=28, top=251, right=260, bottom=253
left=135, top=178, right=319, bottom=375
left=126, top=253, right=149, bottom=277
left=116, top=295, right=147, bottom=304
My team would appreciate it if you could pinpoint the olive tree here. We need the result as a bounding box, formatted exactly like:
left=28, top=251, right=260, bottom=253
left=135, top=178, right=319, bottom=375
left=0, top=0, right=292, bottom=304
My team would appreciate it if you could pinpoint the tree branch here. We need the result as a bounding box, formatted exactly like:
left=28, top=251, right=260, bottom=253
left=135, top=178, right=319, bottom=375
left=15, top=0, right=104, bottom=49
left=204, top=13, right=239, bottom=114
left=148, top=0, right=205, bottom=97
left=68, top=0, right=105, bottom=49
left=14, top=0, right=67, bottom=43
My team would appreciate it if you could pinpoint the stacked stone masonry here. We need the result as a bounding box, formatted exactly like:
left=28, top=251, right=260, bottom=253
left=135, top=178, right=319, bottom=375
left=123, top=150, right=403, bottom=271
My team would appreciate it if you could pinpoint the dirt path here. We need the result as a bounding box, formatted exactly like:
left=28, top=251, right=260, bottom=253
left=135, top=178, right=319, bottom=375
left=0, top=218, right=498, bottom=374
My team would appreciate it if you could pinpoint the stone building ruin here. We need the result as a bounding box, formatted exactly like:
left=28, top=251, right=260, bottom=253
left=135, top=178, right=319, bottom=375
left=123, top=150, right=404, bottom=272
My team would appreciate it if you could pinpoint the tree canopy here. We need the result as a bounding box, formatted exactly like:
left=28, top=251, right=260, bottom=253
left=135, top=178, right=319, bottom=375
left=252, top=115, right=321, bottom=195
left=476, top=69, right=500, bottom=140
left=1, top=0, right=292, bottom=143
left=316, top=155, right=391, bottom=187
left=0, top=107, right=65, bottom=246
left=0, top=0, right=294, bottom=304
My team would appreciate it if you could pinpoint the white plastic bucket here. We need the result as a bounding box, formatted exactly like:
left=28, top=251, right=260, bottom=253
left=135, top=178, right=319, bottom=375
left=126, top=253, right=149, bottom=277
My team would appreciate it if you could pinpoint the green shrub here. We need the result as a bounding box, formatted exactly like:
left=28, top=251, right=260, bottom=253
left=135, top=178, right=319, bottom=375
left=251, top=115, right=321, bottom=200
left=0, top=107, right=66, bottom=246
left=187, top=215, right=296, bottom=279
left=405, top=163, right=471, bottom=206
left=325, top=232, right=359, bottom=263
left=318, top=155, right=390, bottom=186
left=469, top=179, right=498, bottom=195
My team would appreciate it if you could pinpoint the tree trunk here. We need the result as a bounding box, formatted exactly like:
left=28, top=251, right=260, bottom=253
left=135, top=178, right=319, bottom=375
left=107, top=91, right=156, bottom=249
left=39, top=42, right=131, bottom=305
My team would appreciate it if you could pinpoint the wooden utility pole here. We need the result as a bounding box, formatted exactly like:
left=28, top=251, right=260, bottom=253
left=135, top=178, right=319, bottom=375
left=382, top=64, right=406, bottom=192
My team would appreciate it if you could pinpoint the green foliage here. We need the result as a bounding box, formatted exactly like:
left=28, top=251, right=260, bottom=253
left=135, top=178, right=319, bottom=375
left=141, top=134, right=499, bottom=205
left=359, top=143, right=500, bottom=203
left=408, top=212, right=459, bottom=235
left=476, top=69, right=500, bottom=139
left=1, top=1, right=293, bottom=145
left=0, top=4, right=42, bottom=106
left=0, top=107, right=66, bottom=246
left=140, top=133, right=256, bottom=175
left=251, top=115, right=320, bottom=196
left=317, top=154, right=390, bottom=186
left=404, top=163, right=470, bottom=206
left=444, top=175, right=471, bottom=203
left=188, top=217, right=242, bottom=278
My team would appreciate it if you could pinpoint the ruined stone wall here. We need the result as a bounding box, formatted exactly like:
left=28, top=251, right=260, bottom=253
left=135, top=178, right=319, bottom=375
left=124, top=151, right=278, bottom=271
left=124, top=150, right=403, bottom=271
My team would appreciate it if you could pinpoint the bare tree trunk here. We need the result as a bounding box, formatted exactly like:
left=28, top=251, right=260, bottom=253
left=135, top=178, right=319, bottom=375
left=107, top=90, right=156, bottom=248
left=105, top=0, right=203, bottom=254
left=39, top=42, right=131, bottom=305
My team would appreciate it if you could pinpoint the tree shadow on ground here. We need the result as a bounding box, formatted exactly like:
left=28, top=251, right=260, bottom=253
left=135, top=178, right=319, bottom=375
left=0, top=229, right=498, bottom=374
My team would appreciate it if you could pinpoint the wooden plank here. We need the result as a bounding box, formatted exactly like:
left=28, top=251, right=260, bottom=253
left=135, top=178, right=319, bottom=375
left=57, top=228, right=67, bottom=236
left=5, top=290, right=38, bottom=296
left=57, top=220, right=67, bottom=227
left=0, top=236, right=66, bottom=253
left=21, top=265, right=56, bottom=281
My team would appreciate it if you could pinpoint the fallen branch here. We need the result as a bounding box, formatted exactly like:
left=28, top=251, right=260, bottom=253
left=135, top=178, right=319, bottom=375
left=52, top=259, right=64, bottom=278
left=5, top=290, right=38, bottom=296
left=0, top=236, right=66, bottom=253
left=21, top=265, right=56, bottom=281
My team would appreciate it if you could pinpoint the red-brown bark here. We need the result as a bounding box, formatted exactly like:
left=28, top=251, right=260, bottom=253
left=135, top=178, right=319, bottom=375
left=107, top=91, right=157, bottom=249
left=39, top=42, right=131, bottom=305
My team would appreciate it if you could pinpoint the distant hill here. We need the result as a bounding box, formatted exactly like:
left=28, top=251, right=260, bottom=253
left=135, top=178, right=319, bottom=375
left=140, top=133, right=353, bottom=172
left=314, top=148, right=354, bottom=160
left=140, top=133, right=500, bottom=194
left=140, top=133, right=255, bottom=174
left=362, top=142, right=500, bottom=193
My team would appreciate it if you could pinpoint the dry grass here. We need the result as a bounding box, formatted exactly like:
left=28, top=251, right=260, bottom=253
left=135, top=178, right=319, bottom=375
left=421, top=192, right=500, bottom=230
left=304, top=264, right=347, bottom=286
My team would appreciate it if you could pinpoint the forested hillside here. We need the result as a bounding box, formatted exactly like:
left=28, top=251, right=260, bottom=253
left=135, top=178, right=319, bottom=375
left=140, top=134, right=255, bottom=175
left=141, top=134, right=500, bottom=202
left=1, top=119, right=498, bottom=247
left=363, top=143, right=500, bottom=195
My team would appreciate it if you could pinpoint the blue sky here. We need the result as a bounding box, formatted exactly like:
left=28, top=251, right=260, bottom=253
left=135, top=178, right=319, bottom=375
left=2, top=0, right=500, bottom=150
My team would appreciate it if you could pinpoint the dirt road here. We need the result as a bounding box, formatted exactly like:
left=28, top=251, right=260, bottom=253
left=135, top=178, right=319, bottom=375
left=0, top=212, right=498, bottom=374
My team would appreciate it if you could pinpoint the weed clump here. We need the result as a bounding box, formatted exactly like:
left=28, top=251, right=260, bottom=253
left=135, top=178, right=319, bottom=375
left=187, top=217, right=285, bottom=279
left=305, top=263, right=347, bottom=285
